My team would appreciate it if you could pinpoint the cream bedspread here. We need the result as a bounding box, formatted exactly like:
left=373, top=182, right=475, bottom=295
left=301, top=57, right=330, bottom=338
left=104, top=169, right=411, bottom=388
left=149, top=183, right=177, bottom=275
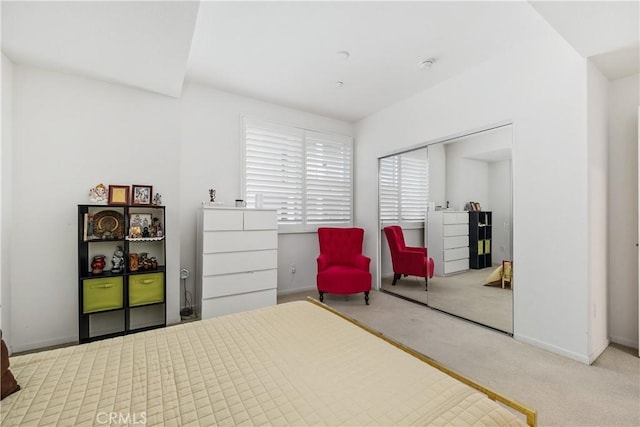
left=2, top=301, right=525, bottom=426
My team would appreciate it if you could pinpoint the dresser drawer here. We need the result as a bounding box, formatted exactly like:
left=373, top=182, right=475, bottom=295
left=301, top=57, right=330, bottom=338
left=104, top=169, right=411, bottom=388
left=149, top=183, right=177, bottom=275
left=443, top=224, right=468, bottom=237
left=201, top=288, right=277, bottom=319
left=443, top=235, right=468, bottom=249
left=443, top=212, right=469, bottom=225
left=129, top=272, right=164, bottom=307
left=244, top=210, right=277, bottom=230
left=444, top=247, right=469, bottom=262
left=202, top=209, right=243, bottom=231
left=202, top=249, right=277, bottom=276
left=202, top=269, right=277, bottom=299
left=443, top=258, right=469, bottom=275
left=83, top=277, right=123, bottom=314
left=203, top=230, right=277, bottom=253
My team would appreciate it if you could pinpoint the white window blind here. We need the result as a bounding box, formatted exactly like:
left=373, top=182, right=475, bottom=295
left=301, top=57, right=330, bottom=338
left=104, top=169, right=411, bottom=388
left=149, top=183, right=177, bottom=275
left=244, top=120, right=304, bottom=224
left=243, top=118, right=353, bottom=230
left=305, top=131, right=352, bottom=224
left=379, top=155, right=428, bottom=224
left=379, top=157, right=400, bottom=222
left=400, top=157, right=428, bottom=222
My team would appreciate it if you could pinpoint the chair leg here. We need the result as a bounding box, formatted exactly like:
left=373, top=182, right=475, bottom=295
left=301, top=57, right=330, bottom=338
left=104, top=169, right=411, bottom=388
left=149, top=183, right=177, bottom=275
left=364, top=291, right=370, bottom=305
left=392, top=273, right=401, bottom=286
left=319, top=291, right=324, bottom=302
left=425, top=277, right=428, bottom=292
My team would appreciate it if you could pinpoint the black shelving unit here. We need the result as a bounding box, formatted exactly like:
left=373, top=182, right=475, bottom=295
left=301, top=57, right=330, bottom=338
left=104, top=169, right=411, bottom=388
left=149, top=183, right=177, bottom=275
left=78, top=204, right=166, bottom=343
left=469, top=211, right=492, bottom=269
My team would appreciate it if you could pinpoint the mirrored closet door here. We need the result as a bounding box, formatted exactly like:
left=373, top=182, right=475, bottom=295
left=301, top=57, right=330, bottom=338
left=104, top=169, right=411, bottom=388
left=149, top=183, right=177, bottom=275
left=379, top=124, right=514, bottom=333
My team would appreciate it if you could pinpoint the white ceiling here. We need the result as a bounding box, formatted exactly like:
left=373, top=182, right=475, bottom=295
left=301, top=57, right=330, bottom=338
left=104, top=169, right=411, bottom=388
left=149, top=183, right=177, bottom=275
left=2, top=1, right=638, bottom=122
left=1, top=1, right=199, bottom=97
left=529, top=1, right=639, bottom=80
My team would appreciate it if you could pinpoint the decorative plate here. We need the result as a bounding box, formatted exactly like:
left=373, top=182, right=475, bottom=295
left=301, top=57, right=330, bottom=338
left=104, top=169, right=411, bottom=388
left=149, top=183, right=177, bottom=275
left=93, top=210, right=124, bottom=239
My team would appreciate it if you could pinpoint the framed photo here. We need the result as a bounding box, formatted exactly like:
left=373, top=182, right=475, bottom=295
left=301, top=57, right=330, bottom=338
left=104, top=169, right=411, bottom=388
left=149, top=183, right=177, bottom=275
left=108, top=185, right=130, bottom=206
left=131, top=185, right=153, bottom=205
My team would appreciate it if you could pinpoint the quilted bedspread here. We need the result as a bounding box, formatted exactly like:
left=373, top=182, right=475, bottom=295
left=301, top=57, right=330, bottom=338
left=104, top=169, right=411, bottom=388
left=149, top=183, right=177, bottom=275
left=1, top=301, right=525, bottom=426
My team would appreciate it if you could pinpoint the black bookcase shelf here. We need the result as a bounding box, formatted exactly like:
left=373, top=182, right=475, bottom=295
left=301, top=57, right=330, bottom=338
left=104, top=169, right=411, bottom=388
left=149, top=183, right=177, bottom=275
left=78, top=204, right=167, bottom=343
left=469, top=211, right=492, bottom=269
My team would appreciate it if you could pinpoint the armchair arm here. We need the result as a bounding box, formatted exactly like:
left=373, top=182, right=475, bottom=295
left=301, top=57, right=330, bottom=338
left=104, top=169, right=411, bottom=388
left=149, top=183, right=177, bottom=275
left=397, top=249, right=427, bottom=270
left=352, top=254, right=371, bottom=272
left=405, top=246, right=427, bottom=256
left=317, top=254, right=331, bottom=272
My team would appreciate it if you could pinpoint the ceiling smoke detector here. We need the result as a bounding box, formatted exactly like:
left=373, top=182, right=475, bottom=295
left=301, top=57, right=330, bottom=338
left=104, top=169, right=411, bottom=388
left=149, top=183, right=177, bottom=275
left=419, top=58, right=436, bottom=69
left=335, top=81, right=344, bottom=88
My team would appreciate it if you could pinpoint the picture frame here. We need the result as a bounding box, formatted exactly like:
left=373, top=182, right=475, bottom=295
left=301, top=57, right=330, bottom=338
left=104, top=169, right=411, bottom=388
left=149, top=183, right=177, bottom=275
left=108, top=185, right=130, bottom=206
left=129, top=213, right=152, bottom=238
left=131, top=185, right=153, bottom=205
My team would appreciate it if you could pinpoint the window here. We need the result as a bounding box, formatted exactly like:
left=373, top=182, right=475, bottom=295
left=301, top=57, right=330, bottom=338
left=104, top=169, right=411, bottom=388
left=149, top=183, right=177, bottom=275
left=379, top=153, right=428, bottom=226
left=243, top=118, right=353, bottom=232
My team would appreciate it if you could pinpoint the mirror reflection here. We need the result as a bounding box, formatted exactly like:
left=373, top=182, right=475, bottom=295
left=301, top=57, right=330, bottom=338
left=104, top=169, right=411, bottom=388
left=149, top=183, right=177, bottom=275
left=379, top=125, right=513, bottom=333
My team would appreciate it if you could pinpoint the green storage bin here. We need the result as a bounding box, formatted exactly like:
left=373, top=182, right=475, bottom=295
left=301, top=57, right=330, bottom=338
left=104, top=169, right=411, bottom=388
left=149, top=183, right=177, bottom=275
left=83, top=277, right=124, bottom=314
left=129, top=272, right=164, bottom=307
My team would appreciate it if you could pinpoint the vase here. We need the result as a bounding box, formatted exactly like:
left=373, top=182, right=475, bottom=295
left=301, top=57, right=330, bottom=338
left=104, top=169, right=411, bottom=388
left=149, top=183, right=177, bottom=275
left=129, top=253, right=139, bottom=272
left=91, top=255, right=106, bottom=274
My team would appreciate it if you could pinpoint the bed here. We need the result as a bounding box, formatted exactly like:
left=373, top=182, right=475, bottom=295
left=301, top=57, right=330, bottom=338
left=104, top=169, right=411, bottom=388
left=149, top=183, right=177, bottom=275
left=1, top=298, right=536, bottom=426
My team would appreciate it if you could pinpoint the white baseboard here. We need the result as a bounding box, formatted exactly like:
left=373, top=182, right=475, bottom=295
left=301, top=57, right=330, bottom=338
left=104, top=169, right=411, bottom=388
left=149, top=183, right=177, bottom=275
left=588, top=338, right=611, bottom=364
left=277, top=286, right=316, bottom=296
left=513, top=333, right=590, bottom=364
left=609, top=334, right=639, bottom=350
left=12, top=334, right=78, bottom=355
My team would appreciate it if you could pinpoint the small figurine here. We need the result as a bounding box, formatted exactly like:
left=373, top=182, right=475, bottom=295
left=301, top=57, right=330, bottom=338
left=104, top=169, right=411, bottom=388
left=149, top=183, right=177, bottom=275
left=142, top=226, right=150, bottom=238
left=153, top=193, right=162, bottom=206
left=89, top=183, right=108, bottom=204
left=111, top=246, right=124, bottom=273
left=150, top=217, right=161, bottom=237
left=139, top=252, right=152, bottom=270
left=209, top=188, right=216, bottom=202
left=91, top=255, right=106, bottom=274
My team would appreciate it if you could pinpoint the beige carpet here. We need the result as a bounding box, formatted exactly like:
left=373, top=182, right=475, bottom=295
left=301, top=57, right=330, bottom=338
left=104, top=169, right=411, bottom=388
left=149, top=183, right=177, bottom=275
left=278, top=290, right=640, bottom=427
left=381, top=267, right=513, bottom=333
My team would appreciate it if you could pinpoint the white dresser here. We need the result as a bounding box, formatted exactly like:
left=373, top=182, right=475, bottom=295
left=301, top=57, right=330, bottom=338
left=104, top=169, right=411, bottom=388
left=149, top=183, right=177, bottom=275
left=196, top=207, right=278, bottom=319
left=427, top=210, right=469, bottom=276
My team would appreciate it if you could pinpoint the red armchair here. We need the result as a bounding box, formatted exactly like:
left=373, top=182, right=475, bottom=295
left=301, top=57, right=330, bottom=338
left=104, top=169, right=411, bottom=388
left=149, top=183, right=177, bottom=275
left=317, top=227, right=372, bottom=305
left=384, top=225, right=434, bottom=291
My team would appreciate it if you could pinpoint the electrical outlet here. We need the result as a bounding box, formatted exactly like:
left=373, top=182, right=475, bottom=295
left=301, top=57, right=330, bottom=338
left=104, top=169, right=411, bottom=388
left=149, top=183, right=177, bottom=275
left=291, top=264, right=296, bottom=274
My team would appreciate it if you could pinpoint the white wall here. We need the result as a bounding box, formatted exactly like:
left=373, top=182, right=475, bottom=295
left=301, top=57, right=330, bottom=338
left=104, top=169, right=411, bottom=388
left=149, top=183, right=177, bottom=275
left=5, top=69, right=352, bottom=351
left=9, top=65, right=182, bottom=351
left=178, top=82, right=353, bottom=300
left=355, top=4, right=597, bottom=362
left=489, top=160, right=512, bottom=262
left=587, top=61, right=610, bottom=361
left=608, top=73, right=639, bottom=349
left=445, top=145, right=489, bottom=211
left=1, top=53, right=13, bottom=349
left=428, top=144, right=446, bottom=207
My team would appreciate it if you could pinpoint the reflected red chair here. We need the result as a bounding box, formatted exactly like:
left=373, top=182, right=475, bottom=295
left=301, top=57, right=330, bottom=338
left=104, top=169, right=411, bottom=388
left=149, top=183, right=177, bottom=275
left=384, top=225, right=434, bottom=291
left=317, top=227, right=372, bottom=305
